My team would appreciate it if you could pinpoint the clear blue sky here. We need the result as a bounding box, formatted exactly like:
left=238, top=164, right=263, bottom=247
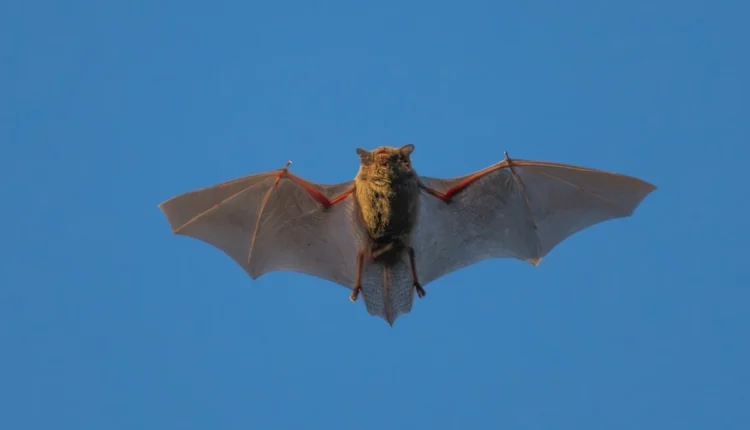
left=2, top=1, right=748, bottom=429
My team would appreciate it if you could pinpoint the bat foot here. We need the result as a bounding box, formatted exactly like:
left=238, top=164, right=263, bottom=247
left=414, top=283, right=426, bottom=298
left=349, top=286, right=361, bottom=302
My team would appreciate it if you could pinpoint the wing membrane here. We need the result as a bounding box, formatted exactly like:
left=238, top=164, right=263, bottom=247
left=414, top=159, right=655, bottom=285
left=512, top=160, right=654, bottom=257
left=159, top=172, right=365, bottom=288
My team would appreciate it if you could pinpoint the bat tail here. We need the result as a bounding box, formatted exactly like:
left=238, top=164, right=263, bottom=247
left=360, top=255, right=415, bottom=325
left=383, top=269, right=393, bottom=326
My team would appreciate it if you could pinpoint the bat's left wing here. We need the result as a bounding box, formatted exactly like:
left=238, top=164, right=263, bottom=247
left=413, top=154, right=656, bottom=285
left=159, top=165, right=366, bottom=289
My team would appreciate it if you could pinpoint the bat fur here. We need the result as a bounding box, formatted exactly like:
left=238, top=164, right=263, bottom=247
left=354, top=145, right=420, bottom=264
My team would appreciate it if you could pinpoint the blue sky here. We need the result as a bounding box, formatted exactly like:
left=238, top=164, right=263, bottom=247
left=2, top=0, right=748, bottom=429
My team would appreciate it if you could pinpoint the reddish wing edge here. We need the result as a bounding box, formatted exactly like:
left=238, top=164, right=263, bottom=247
left=413, top=153, right=656, bottom=286
left=158, top=163, right=362, bottom=288
left=422, top=152, right=657, bottom=206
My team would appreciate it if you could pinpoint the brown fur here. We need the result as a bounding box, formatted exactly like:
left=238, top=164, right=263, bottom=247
left=354, top=145, right=420, bottom=262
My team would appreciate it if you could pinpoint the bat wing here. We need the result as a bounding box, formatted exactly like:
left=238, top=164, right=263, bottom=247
left=413, top=157, right=656, bottom=285
left=159, top=169, right=366, bottom=289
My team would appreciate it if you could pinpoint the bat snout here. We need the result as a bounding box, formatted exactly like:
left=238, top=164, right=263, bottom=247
left=375, top=150, right=391, bottom=164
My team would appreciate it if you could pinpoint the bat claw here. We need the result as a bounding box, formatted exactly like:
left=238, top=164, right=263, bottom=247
left=414, top=283, right=426, bottom=298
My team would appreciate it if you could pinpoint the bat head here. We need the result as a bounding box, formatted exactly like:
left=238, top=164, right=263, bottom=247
left=356, top=145, right=415, bottom=178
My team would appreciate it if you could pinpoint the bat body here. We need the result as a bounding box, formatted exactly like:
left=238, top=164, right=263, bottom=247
left=159, top=145, right=655, bottom=325
left=354, top=146, right=420, bottom=260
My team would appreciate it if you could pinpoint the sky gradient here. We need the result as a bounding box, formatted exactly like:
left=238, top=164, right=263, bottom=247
left=2, top=1, right=748, bottom=429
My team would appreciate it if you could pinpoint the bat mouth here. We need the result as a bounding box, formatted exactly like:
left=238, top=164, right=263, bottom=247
left=375, top=150, right=390, bottom=164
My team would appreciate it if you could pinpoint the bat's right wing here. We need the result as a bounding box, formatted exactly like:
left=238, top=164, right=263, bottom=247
left=413, top=156, right=656, bottom=286
left=159, top=167, right=366, bottom=289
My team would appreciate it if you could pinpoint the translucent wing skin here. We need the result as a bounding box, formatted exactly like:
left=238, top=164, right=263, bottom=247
left=359, top=257, right=415, bottom=325
left=159, top=168, right=367, bottom=288
left=413, top=157, right=656, bottom=285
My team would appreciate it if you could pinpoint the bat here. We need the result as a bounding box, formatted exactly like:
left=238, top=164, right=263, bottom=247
left=159, top=145, right=655, bottom=325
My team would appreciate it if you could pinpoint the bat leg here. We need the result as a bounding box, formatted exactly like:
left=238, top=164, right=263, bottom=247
left=408, top=248, right=427, bottom=298
left=415, top=283, right=426, bottom=298
left=349, top=250, right=365, bottom=302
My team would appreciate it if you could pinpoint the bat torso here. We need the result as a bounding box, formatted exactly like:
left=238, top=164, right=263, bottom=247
left=355, top=167, right=420, bottom=261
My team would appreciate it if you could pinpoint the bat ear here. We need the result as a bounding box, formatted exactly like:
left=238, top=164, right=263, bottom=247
left=400, top=144, right=415, bottom=156
left=356, top=148, right=372, bottom=162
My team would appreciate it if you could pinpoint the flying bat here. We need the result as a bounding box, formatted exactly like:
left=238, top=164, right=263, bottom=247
left=159, top=145, right=655, bottom=325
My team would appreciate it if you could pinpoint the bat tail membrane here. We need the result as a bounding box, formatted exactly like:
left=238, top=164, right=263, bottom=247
left=359, top=255, right=415, bottom=325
